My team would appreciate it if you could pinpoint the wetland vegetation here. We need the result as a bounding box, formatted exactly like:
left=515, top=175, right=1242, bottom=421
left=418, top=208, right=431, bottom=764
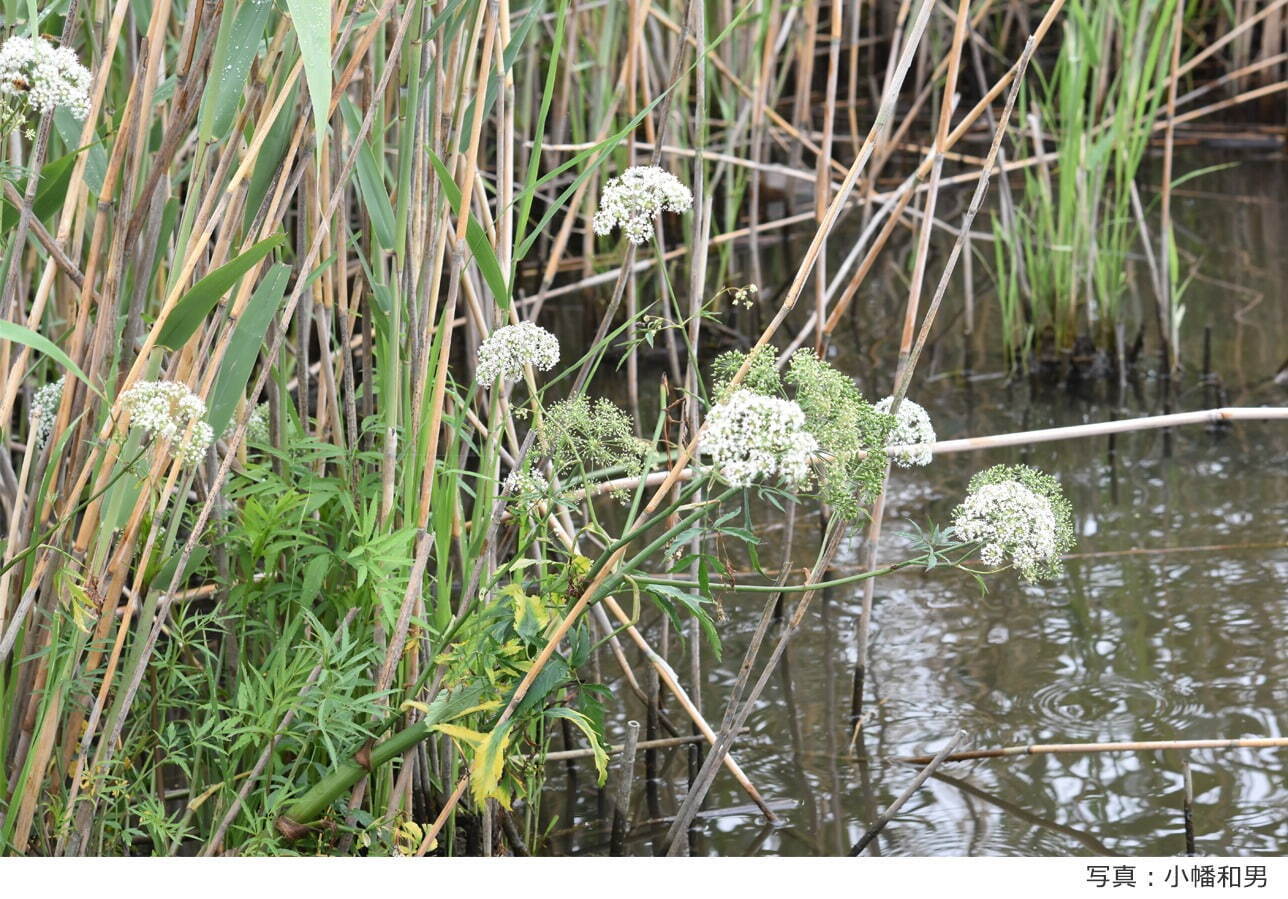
left=0, top=0, right=1284, bottom=858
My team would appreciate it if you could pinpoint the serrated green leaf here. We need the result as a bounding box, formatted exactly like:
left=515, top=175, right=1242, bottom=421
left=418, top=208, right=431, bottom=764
left=645, top=582, right=721, bottom=660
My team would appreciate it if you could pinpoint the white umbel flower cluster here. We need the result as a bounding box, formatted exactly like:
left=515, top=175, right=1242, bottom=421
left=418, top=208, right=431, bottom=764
left=0, top=35, right=92, bottom=119
left=702, top=389, right=818, bottom=488
left=476, top=322, right=560, bottom=384
left=875, top=395, right=936, bottom=467
left=120, top=380, right=214, bottom=466
left=593, top=166, right=693, bottom=245
left=222, top=402, right=270, bottom=444
left=953, top=480, right=1059, bottom=581
left=503, top=468, right=549, bottom=498
left=245, top=402, right=270, bottom=443
left=29, top=376, right=64, bottom=450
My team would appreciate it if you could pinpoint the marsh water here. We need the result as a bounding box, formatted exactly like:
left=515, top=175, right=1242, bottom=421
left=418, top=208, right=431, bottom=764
left=544, top=150, right=1288, bottom=856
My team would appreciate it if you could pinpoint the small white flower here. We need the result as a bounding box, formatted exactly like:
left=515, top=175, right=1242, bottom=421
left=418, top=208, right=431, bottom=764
left=476, top=322, right=560, bottom=384
left=29, top=376, right=64, bottom=450
left=732, top=284, right=759, bottom=309
left=952, top=480, right=1059, bottom=581
left=593, top=165, right=693, bottom=245
left=875, top=395, right=936, bottom=467
left=702, top=389, right=819, bottom=488
left=120, top=380, right=214, bottom=466
left=0, top=35, right=91, bottom=119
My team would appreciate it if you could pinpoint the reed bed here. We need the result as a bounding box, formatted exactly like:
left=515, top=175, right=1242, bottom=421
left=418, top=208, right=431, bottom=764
left=0, top=0, right=1283, bottom=858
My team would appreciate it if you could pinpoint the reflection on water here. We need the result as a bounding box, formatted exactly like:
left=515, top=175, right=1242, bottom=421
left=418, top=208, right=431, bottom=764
left=545, top=152, right=1287, bottom=856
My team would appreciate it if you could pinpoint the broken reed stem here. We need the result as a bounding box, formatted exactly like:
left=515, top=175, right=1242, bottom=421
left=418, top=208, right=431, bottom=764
left=1181, top=753, right=1196, bottom=856
left=609, top=719, right=640, bottom=856
left=899, top=737, right=1288, bottom=765
left=850, top=729, right=965, bottom=855
left=922, top=407, right=1288, bottom=455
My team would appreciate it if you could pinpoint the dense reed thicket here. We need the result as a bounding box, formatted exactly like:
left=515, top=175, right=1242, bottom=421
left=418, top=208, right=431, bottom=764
left=0, top=0, right=1283, bottom=857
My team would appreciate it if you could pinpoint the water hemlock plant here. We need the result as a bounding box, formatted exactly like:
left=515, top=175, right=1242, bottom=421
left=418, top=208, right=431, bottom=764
left=476, top=322, right=561, bottom=384
left=952, top=464, right=1077, bottom=583
left=708, top=347, right=894, bottom=518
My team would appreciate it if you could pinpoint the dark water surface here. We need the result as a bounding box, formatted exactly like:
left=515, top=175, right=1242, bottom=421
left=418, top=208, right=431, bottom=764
left=545, top=152, right=1287, bottom=856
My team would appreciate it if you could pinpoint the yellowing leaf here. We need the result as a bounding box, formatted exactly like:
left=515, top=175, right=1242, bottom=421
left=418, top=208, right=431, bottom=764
left=547, top=708, right=609, bottom=785
left=403, top=628, right=421, bottom=659
left=498, top=583, right=528, bottom=601
left=444, top=699, right=501, bottom=722
left=513, top=591, right=548, bottom=639
left=432, top=723, right=486, bottom=747
left=394, top=820, right=425, bottom=856
left=64, top=580, right=96, bottom=634
left=470, top=724, right=513, bottom=808
left=499, top=639, right=526, bottom=659
left=186, top=781, right=225, bottom=812
left=70, top=600, right=94, bottom=634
